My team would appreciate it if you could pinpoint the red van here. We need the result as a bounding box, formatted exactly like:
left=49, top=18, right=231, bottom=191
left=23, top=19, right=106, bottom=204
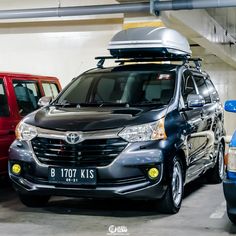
left=0, top=72, right=61, bottom=175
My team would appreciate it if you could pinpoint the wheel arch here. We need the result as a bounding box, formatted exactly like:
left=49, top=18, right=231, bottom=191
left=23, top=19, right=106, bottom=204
left=176, top=149, right=187, bottom=182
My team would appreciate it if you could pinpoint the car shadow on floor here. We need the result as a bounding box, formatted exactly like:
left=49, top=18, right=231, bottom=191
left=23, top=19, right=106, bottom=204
left=45, top=198, right=168, bottom=217
left=28, top=176, right=208, bottom=217
left=224, top=221, right=236, bottom=234
left=0, top=176, right=208, bottom=217
left=183, top=175, right=208, bottom=199
left=0, top=177, right=17, bottom=203
left=1, top=175, right=218, bottom=218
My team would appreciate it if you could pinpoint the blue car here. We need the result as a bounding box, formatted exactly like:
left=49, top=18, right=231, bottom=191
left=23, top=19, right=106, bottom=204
left=224, top=100, right=236, bottom=224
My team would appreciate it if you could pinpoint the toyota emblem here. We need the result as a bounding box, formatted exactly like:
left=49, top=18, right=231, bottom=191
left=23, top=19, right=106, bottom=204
left=66, top=132, right=81, bottom=144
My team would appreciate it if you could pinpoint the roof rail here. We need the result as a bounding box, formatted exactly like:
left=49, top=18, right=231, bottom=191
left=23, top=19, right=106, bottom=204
left=95, top=56, right=202, bottom=70
left=95, top=56, right=114, bottom=68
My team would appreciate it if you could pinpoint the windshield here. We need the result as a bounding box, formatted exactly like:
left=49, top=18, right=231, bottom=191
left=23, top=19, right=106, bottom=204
left=56, top=70, right=176, bottom=107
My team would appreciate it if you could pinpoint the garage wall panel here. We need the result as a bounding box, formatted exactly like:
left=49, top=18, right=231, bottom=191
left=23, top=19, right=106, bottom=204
left=0, top=20, right=122, bottom=87
left=204, top=62, right=236, bottom=135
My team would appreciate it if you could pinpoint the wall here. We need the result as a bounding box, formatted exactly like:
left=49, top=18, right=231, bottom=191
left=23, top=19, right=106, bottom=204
left=204, top=61, right=236, bottom=136
left=0, top=19, right=122, bottom=88
left=0, top=0, right=122, bottom=87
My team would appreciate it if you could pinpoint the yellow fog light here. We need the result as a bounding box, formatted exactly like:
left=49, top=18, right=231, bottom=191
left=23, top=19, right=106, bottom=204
left=148, top=168, right=159, bottom=179
left=12, top=164, right=21, bottom=175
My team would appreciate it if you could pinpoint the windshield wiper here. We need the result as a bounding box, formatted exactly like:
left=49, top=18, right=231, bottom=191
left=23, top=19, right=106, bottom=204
left=53, top=101, right=131, bottom=108
left=53, top=102, right=80, bottom=108
left=98, top=102, right=130, bottom=107
left=131, top=101, right=166, bottom=107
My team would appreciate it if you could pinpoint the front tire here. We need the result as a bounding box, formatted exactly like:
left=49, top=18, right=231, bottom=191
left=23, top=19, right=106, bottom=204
left=157, top=157, right=184, bottom=214
left=19, top=193, right=50, bottom=207
left=207, top=142, right=225, bottom=184
left=228, top=210, right=236, bottom=225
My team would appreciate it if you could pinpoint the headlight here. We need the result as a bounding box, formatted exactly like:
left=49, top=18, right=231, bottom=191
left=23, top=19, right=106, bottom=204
left=227, top=148, right=236, bottom=180
left=15, top=121, right=38, bottom=141
left=119, top=118, right=167, bottom=142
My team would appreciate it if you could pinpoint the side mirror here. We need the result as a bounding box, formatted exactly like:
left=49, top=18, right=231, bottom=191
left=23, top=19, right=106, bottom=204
left=225, top=100, right=236, bottom=113
left=38, top=96, right=52, bottom=107
left=187, top=94, right=205, bottom=108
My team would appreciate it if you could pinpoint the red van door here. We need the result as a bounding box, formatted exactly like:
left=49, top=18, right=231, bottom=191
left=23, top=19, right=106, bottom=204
left=0, top=78, right=15, bottom=174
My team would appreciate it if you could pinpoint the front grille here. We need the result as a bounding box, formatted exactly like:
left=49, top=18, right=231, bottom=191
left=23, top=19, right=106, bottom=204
left=31, top=137, right=128, bottom=167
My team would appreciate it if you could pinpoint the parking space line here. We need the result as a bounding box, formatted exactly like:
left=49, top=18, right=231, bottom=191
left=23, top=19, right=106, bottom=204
left=210, top=201, right=226, bottom=219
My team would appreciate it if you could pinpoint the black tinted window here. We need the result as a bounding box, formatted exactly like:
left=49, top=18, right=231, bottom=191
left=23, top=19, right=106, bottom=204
left=182, top=73, right=197, bottom=104
left=13, top=80, right=40, bottom=116
left=205, top=78, right=219, bottom=102
left=57, top=71, right=175, bottom=107
left=0, top=79, right=10, bottom=117
left=194, top=76, right=211, bottom=104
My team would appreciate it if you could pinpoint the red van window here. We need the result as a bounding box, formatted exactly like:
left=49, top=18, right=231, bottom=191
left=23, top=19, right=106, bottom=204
left=13, top=80, right=40, bottom=116
left=0, top=79, right=10, bottom=117
left=42, top=83, right=59, bottom=99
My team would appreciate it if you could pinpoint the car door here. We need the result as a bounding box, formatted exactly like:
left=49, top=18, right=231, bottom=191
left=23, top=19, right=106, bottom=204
left=0, top=78, right=15, bottom=174
left=205, top=77, right=224, bottom=148
left=193, top=74, right=215, bottom=168
left=180, top=70, right=206, bottom=181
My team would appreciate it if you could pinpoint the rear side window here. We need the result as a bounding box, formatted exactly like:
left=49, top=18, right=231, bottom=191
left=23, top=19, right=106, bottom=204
left=42, top=83, right=59, bottom=99
left=0, top=79, right=10, bottom=117
left=13, top=80, right=40, bottom=116
left=205, top=78, right=219, bottom=102
left=193, top=75, right=211, bottom=104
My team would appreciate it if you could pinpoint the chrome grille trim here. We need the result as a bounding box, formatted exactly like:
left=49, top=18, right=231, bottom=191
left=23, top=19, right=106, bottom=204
left=31, top=137, right=128, bottom=167
left=36, top=127, right=122, bottom=141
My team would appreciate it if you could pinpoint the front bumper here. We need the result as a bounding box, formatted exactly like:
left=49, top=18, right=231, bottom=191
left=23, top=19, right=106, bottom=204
left=223, top=178, right=236, bottom=215
left=10, top=174, right=167, bottom=200
left=9, top=139, right=168, bottom=200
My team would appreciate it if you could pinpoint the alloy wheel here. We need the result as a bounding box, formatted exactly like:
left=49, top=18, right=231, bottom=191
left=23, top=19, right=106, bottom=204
left=172, top=161, right=183, bottom=207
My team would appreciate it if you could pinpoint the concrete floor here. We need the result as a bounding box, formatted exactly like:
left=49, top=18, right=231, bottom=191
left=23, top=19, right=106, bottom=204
left=0, top=178, right=235, bottom=236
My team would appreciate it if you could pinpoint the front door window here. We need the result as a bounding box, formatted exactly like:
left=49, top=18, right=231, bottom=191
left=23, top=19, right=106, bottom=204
left=13, top=80, right=40, bottom=116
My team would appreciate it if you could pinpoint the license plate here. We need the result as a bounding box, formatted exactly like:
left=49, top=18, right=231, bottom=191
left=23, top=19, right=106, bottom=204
left=48, top=167, right=97, bottom=185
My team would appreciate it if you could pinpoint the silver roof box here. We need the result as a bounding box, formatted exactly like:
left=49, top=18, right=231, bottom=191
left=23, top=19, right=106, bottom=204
left=108, top=27, right=192, bottom=58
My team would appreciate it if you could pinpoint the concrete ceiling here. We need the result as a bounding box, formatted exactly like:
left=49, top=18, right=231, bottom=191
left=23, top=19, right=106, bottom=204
left=117, top=0, right=236, bottom=67
left=207, top=8, right=236, bottom=40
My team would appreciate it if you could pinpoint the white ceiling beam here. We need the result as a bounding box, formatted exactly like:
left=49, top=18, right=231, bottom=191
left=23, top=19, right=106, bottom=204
left=162, top=9, right=236, bottom=68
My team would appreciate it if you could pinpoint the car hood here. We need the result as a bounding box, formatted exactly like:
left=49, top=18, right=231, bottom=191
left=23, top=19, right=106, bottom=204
left=24, top=106, right=167, bottom=131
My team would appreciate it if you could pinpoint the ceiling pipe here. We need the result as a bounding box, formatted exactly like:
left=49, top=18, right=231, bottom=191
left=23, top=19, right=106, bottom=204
left=153, top=0, right=236, bottom=11
left=0, top=3, right=150, bottom=20
left=0, top=0, right=235, bottom=20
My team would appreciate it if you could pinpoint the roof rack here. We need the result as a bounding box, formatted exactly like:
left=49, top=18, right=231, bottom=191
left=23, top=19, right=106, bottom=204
left=95, top=56, right=203, bottom=71
left=95, top=56, right=114, bottom=68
